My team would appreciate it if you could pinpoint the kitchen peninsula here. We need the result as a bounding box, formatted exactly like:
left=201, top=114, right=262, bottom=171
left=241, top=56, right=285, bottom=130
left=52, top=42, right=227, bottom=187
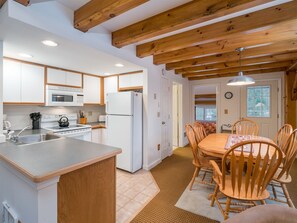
left=0, top=134, right=121, bottom=223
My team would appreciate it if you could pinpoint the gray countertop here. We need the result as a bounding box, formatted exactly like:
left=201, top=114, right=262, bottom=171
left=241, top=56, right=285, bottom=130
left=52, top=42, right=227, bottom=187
left=0, top=133, right=121, bottom=183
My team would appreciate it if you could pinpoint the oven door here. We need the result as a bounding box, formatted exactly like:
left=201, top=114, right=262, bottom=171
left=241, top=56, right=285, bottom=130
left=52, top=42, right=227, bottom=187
left=55, top=130, right=92, bottom=142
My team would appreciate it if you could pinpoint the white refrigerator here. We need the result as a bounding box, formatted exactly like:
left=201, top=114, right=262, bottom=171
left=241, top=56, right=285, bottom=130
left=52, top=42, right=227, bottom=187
left=106, top=91, right=143, bottom=173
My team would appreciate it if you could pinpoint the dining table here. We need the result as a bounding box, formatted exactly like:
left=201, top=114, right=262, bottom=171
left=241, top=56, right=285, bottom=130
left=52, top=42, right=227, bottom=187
left=198, top=133, right=275, bottom=158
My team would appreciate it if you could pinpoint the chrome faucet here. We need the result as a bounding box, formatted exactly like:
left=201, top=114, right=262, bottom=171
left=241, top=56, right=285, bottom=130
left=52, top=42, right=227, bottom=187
left=10, top=125, right=31, bottom=142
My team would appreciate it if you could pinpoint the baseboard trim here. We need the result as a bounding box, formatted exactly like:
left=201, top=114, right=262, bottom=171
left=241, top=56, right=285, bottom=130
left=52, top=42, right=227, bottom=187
left=143, top=159, right=161, bottom=170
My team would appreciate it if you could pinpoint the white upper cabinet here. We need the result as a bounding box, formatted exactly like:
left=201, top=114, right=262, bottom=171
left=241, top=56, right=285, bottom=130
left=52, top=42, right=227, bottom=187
left=3, top=60, right=45, bottom=104
left=104, top=76, right=118, bottom=104
left=21, top=63, right=45, bottom=103
left=3, top=60, right=22, bottom=102
left=118, top=72, right=143, bottom=89
left=66, top=71, right=82, bottom=87
left=47, top=68, right=82, bottom=87
left=83, top=75, right=101, bottom=104
left=47, top=68, right=65, bottom=85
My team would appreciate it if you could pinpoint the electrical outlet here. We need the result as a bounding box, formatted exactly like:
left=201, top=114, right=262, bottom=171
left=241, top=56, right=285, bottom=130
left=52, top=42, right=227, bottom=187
left=157, top=112, right=160, bottom=117
left=224, top=109, right=228, bottom=114
left=157, top=144, right=160, bottom=151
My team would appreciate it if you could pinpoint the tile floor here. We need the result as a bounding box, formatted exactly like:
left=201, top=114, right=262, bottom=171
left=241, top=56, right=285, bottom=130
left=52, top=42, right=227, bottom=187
left=116, top=169, right=160, bottom=223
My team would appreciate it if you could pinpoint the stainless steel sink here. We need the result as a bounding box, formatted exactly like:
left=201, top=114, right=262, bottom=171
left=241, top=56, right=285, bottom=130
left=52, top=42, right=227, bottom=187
left=12, top=134, right=61, bottom=145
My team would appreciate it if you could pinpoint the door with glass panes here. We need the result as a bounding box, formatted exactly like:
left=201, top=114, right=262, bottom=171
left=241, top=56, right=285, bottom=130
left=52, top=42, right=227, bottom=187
left=240, top=80, right=278, bottom=139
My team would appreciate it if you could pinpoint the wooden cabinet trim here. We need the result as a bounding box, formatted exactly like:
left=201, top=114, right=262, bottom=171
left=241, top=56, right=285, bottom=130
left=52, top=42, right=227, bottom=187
left=46, top=83, right=82, bottom=89
left=118, top=86, right=143, bottom=91
left=100, top=77, right=104, bottom=105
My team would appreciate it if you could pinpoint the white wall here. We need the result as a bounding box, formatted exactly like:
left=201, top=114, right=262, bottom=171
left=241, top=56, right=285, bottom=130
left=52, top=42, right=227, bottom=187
left=4, top=105, right=105, bottom=130
left=2, top=1, right=191, bottom=169
left=0, top=40, right=4, bottom=142
left=190, top=72, right=285, bottom=133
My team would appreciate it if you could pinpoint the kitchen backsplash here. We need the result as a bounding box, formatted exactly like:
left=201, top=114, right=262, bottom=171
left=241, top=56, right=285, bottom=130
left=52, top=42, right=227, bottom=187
left=4, top=105, right=105, bottom=130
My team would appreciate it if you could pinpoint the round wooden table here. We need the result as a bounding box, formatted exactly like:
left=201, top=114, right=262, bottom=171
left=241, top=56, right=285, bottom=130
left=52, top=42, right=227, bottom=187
left=198, top=133, right=275, bottom=158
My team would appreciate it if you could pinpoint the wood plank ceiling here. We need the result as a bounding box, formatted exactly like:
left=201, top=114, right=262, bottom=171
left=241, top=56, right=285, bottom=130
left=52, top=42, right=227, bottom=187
left=5, top=0, right=297, bottom=81
left=109, top=0, right=297, bottom=81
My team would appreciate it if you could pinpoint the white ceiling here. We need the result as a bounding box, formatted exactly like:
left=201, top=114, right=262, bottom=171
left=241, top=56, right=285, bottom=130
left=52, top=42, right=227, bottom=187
left=0, top=17, right=144, bottom=75
left=0, top=0, right=292, bottom=76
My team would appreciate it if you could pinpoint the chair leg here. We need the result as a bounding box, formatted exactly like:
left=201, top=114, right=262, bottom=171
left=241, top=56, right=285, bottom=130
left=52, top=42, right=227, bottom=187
left=281, top=183, right=295, bottom=208
left=210, top=184, right=219, bottom=207
left=224, top=197, right=231, bottom=220
left=189, top=167, right=200, bottom=191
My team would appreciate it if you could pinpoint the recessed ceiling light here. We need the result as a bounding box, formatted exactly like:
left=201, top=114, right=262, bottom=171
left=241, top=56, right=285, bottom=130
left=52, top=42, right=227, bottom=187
left=42, top=40, right=58, bottom=47
left=18, top=53, right=33, bottom=58
left=104, top=72, right=111, bottom=75
left=115, top=63, right=124, bottom=67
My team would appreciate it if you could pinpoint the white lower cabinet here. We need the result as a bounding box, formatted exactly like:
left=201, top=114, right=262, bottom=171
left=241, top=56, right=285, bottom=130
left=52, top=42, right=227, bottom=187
left=92, top=129, right=107, bottom=144
left=3, top=60, right=45, bottom=103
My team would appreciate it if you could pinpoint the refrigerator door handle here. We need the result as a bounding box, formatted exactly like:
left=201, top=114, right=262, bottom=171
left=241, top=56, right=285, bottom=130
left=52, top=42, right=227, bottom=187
left=106, top=115, right=108, bottom=128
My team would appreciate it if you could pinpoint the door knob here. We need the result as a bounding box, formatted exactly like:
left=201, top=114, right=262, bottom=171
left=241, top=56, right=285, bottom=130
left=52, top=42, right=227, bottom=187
left=162, top=121, right=166, bottom=125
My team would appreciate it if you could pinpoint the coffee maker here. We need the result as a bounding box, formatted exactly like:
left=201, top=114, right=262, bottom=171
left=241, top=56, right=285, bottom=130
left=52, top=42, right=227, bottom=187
left=30, top=112, right=42, bottom=129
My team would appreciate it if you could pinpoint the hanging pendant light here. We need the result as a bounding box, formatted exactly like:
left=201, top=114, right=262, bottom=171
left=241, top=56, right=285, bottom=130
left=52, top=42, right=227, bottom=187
left=227, top=47, right=255, bottom=86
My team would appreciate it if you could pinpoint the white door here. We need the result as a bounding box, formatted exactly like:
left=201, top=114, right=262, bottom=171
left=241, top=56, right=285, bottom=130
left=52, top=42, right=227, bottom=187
left=106, top=115, right=132, bottom=172
left=172, top=84, right=179, bottom=147
left=104, top=76, right=118, bottom=104
left=21, top=63, right=45, bottom=103
left=3, top=60, right=22, bottom=102
left=106, top=92, right=133, bottom=115
left=66, top=71, right=82, bottom=87
left=83, top=75, right=101, bottom=104
left=47, top=68, right=66, bottom=85
left=240, top=80, right=278, bottom=139
left=161, top=77, right=171, bottom=159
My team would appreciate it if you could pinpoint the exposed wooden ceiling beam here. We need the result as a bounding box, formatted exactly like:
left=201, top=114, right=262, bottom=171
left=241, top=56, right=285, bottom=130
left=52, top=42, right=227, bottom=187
left=183, top=61, right=292, bottom=78
left=189, top=67, right=286, bottom=80
left=166, top=40, right=297, bottom=70
left=112, top=0, right=273, bottom=48
left=175, top=52, right=297, bottom=74
left=74, top=0, right=148, bottom=32
left=15, top=0, right=29, bottom=6
left=0, top=0, right=6, bottom=8
left=195, top=94, right=216, bottom=99
left=0, top=0, right=29, bottom=8
left=137, top=1, right=297, bottom=58
left=287, top=60, right=297, bottom=71
left=154, top=20, right=297, bottom=65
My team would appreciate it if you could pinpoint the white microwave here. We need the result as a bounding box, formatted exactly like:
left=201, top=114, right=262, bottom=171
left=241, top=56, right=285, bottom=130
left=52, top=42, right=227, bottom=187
left=46, top=85, right=84, bottom=106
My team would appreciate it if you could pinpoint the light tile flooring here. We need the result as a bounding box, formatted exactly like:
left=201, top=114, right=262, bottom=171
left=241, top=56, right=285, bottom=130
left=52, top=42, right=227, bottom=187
left=116, top=169, right=160, bottom=223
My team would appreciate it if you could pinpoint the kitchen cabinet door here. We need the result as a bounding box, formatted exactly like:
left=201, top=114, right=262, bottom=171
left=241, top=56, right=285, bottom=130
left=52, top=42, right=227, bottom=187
left=66, top=71, right=82, bottom=87
left=3, top=60, right=22, bottom=102
left=21, top=63, right=45, bottom=103
left=104, top=76, right=118, bottom=104
left=92, top=129, right=107, bottom=144
left=47, top=68, right=66, bottom=85
left=83, top=75, right=101, bottom=104
left=118, top=73, right=143, bottom=89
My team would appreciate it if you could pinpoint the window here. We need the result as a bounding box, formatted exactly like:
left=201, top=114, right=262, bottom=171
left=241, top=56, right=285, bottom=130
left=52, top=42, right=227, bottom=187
left=247, top=86, right=270, bottom=118
left=195, top=105, right=216, bottom=121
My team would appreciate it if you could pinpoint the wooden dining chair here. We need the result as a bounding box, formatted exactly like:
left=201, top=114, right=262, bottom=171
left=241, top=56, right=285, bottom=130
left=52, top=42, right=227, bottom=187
left=274, top=124, right=293, bottom=152
left=210, top=140, right=283, bottom=220
left=271, top=129, right=297, bottom=208
left=232, top=118, right=259, bottom=136
left=185, top=124, right=218, bottom=190
left=192, top=121, right=207, bottom=143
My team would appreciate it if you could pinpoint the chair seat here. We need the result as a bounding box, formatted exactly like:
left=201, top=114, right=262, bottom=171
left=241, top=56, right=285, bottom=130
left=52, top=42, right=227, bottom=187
left=219, top=175, right=270, bottom=201
left=273, top=168, right=292, bottom=183
left=193, top=155, right=221, bottom=168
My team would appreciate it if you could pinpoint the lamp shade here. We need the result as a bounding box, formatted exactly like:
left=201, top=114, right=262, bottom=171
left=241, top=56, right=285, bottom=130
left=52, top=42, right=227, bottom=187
left=227, top=72, right=255, bottom=86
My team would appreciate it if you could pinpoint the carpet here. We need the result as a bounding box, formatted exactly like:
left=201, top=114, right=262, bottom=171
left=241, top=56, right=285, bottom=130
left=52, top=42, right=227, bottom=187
left=175, top=171, right=290, bottom=222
